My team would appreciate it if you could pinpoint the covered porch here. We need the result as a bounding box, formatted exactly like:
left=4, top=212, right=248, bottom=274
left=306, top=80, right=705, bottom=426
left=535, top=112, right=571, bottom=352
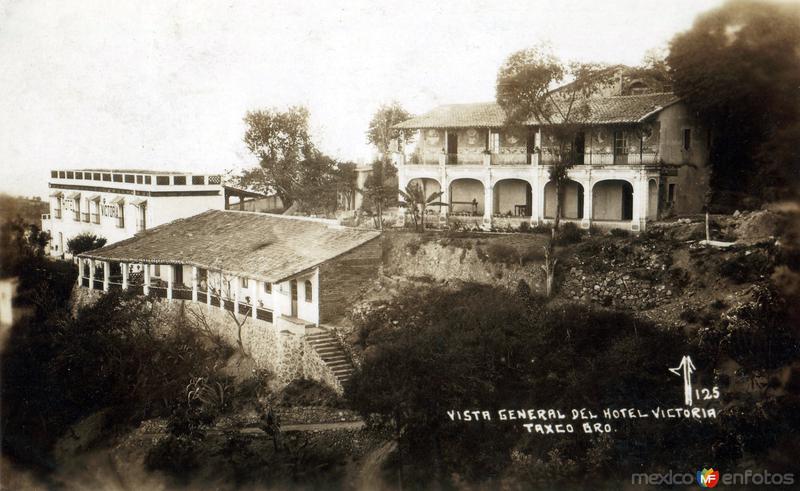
left=76, top=258, right=279, bottom=327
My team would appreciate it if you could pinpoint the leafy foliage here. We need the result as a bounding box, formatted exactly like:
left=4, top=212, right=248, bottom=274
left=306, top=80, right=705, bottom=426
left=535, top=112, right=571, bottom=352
left=0, top=285, right=230, bottom=468
left=366, top=101, right=415, bottom=157
left=241, top=106, right=351, bottom=212
left=668, top=0, right=800, bottom=204
left=347, top=282, right=800, bottom=488
left=496, top=44, right=616, bottom=230
left=398, top=181, right=446, bottom=231
left=66, top=232, right=106, bottom=255
left=359, top=158, right=398, bottom=228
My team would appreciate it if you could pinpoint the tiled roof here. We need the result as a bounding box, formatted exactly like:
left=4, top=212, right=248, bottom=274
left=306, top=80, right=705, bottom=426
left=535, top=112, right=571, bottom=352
left=394, top=93, right=680, bottom=129
left=80, top=210, right=381, bottom=283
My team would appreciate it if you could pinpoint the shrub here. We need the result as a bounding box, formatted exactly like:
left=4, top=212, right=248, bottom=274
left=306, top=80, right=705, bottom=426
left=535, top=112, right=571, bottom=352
left=278, top=378, right=346, bottom=408
left=668, top=267, right=691, bottom=290
left=66, top=232, right=107, bottom=255
left=718, top=249, right=772, bottom=283
left=145, top=434, right=201, bottom=477
left=482, top=243, right=519, bottom=265
left=556, top=222, right=583, bottom=244
left=405, top=240, right=421, bottom=255
left=518, top=221, right=531, bottom=233
left=609, top=228, right=630, bottom=238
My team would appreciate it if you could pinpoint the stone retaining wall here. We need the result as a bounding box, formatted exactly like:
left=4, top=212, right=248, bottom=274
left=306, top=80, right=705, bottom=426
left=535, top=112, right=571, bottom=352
left=70, top=286, right=341, bottom=393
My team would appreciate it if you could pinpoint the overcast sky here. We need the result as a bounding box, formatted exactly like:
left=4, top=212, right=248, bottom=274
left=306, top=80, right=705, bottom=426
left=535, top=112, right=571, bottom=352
left=0, top=0, right=726, bottom=198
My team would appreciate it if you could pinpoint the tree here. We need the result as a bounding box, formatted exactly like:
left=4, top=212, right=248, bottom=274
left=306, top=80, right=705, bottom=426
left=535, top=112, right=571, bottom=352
left=334, top=162, right=358, bottom=211
left=397, top=182, right=446, bottom=232
left=667, top=0, right=800, bottom=205
left=359, top=158, right=398, bottom=229
left=496, top=46, right=616, bottom=297
left=66, top=232, right=106, bottom=255
left=366, top=102, right=415, bottom=158
left=241, top=106, right=318, bottom=209
left=496, top=45, right=617, bottom=230
left=290, top=152, right=340, bottom=215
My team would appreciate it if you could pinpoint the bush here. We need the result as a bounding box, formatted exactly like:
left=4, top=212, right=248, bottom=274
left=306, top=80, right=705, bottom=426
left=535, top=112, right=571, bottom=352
left=66, top=232, right=107, bottom=255
left=609, top=228, right=630, bottom=238
left=481, top=243, right=519, bottom=265
left=278, top=378, right=346, bottom=408
left=145, top=434, right=201, bottom=477
left=556, top=222, right=583, bottom=244
left=718, top=249, right=772, bottom=283
left=405, top=240, right=421, bottom=255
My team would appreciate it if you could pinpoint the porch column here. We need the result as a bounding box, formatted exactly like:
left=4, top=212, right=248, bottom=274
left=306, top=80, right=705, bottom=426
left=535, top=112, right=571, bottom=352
left=121, top=263, right=128, bottom=290
left=89, top=260, right=96, bottom=290
left=631, top=177, right=646, bottom=232
left=233, top=276, right=240, bottom=315
left=530, top=173, right=540, bottom=226
left=536, top=170, right=546, bottom=225
left=581, top=181, right=593, bottom=229
left=143, top=264, right=150, bottom=295
left=77, top=258, right=84, bottom=286
left=191, top=266, right=198, bottom=302
left=166, top=265, right=173, bottom=301
left=272, top=282, right=282, bottom=327
left=103, top=261, right=110, bottom=292
left=251, top=279, right=258, bottom=320
left=206, top=270, right=212, bottom=310
left=483, top=182, right=493, bottom=229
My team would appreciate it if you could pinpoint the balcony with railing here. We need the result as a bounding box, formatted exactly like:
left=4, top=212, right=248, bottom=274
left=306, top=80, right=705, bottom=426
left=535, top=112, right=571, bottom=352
left=78, top=262, right=277, bottom=327
left=81, top=212, right=90, bottom=222
left=539, top=151, right=659, bottom=166
left=405, top=151, right=538, bottom=167
left=91, top=213, right=100, bottom=224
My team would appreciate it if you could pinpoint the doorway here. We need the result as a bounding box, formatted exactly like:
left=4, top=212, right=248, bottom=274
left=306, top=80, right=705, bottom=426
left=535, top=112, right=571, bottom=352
left=290, top=279, right=298, bottom=317
left=574, top=132, right=585, bottom=165
left=446, top=131, right=458, bottom=164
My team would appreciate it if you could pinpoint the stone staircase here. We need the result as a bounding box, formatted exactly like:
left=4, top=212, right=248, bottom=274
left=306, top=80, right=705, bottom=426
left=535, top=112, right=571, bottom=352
left=305, top=329, right=355, bottom=385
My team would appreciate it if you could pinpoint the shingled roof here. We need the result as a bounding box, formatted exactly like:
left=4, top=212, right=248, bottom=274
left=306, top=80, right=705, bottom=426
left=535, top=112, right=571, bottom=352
left=80, top=210, right=381, bottom=283
left=395, top=93, right=679, bottom=129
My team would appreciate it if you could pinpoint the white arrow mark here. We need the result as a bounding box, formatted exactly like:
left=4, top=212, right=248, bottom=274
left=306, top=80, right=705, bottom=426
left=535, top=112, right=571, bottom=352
left=669, top=355, right=696, bottom=406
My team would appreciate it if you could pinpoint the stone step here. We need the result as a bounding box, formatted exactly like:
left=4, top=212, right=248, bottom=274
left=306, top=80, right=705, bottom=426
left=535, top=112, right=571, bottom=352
left=315, top=346, right=342, bottom=354
left=320, top=354, right=348, bottom=362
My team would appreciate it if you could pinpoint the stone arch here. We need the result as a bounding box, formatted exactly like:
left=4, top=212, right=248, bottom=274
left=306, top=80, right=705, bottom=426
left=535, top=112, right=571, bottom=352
left=449, top=178, right=485, bottom=216
left=408, top=177, right=444, bottom=213
left=592, top=179, right=634, bottom=221
left=493, top=179, right=533, bottom=217
left=543, top=179, right=584, bottom=219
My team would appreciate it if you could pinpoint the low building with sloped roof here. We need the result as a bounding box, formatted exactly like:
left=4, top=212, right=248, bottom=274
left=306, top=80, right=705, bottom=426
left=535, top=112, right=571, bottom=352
left=76, top=209, right=382, bottom=335
left=393, top=91, right=710, bottom=232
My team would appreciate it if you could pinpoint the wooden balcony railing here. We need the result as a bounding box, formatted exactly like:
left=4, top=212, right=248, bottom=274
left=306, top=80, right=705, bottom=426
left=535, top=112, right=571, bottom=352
left=539, top=152, right=659, bottom=166
left=91, top=213, right=100, bottom=224
left=173, top=288, right=193, bottom=301
left=78, top=274, right=278, bottom=327
left=81, top=212, right=90, bottom=222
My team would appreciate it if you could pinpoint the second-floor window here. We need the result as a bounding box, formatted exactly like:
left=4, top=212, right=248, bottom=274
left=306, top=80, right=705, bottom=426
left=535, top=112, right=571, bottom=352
left=489, top=131, right=500, bottom=153
left=304, top=280, right=313, bottom=303
left=241, top=277, right=249, bottom=288
left=614, top=131, right=628, bottom=156
left=264, top=282, right=272, bottom=294
left=683, top=129, right=691, bottom=150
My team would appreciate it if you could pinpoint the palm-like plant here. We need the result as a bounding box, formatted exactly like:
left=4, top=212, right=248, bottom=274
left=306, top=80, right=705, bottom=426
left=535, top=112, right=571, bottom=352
left=398, top=183, right=447, bottom=231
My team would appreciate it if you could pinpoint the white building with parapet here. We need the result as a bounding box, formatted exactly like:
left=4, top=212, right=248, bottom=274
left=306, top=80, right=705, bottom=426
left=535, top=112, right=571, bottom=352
left=41, top=169, right=225, bottom=258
